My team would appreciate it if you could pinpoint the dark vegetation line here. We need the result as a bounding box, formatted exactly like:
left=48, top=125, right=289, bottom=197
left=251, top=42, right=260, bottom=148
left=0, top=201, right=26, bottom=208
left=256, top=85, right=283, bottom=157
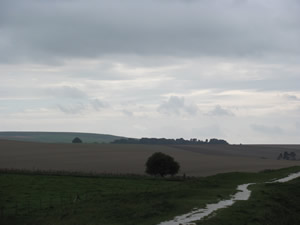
left=277, top=151, right=297, bottom=160
left=111, top=137, right=229, bottom=145
left=0, top=168, right=190, bottom=180
left=0, top=168, right=149, bottom=179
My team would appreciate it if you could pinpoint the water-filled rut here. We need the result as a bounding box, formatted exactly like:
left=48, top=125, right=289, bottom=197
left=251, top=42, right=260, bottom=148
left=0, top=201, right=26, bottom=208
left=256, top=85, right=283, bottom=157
left=158, top=171, right=300, bottom=225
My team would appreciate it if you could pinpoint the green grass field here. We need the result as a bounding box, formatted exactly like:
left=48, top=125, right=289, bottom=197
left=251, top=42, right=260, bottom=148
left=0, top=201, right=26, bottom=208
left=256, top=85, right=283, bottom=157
left=197, top=174, right=300, bottom=225
left=0, top=167, right=299, bottom=225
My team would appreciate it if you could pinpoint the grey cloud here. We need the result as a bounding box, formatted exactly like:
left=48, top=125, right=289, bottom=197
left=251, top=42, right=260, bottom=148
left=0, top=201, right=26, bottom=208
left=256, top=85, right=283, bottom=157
left=57, top=98, right=108, bottom=114
left=232, top=77, right=300, bottom=92
left=1, top=0, right=300, bottom=64
left=158, top=96, right=198, bottom=115
left=295, top=107, right=300, bottom=114
left=185, top=104, right=199, bottom=115
left=158, top=96, right=185, bottom=115
left=295, top=122, right=300, bottom=130
left=283, top=94, right=300, bottom=101
left=208, top=105, right=234, bottom=116
left=251, top=124, right=284, bottom=135
left=57, top=103, right=86, bottom=114
left=122, top=109, right=134, bottom=117
left=232, top=0, right=248, bottom=6
left=91, top=99, right=108, bottom=111
left=171, top=69, right=300, bottom=93
left=45, top=86, right=87, bottom=99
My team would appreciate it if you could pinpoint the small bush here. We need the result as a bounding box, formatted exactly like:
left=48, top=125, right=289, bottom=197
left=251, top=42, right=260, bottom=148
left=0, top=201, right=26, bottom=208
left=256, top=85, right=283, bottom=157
left=72, top=137, right=82, bottom=143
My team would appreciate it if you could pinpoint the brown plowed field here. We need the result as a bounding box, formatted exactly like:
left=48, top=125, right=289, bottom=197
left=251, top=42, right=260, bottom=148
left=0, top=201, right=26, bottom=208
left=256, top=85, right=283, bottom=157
left=0, top=140, right=299, bottom=176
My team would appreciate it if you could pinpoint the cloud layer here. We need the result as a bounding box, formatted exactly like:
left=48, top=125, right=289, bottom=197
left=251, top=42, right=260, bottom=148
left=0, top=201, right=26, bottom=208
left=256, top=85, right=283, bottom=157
left=0, top=0, right=300, bottom=143
left=1, top=0, right=300, bottom=63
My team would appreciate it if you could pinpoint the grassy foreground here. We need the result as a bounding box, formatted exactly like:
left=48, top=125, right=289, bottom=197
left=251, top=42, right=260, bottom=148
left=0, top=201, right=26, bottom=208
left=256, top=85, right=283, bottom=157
left=197, top=172, right=300, bottom=225
left=0, top=167, right=299, bottom=225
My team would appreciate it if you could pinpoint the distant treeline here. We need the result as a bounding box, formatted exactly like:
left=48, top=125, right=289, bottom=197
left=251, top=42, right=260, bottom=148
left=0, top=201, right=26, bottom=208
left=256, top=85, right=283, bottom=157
left=111, top=137, right=229, bottom=145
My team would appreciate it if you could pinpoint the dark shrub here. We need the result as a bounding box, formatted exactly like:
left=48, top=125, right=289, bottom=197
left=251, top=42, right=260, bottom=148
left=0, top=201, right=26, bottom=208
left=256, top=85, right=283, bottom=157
left=145, top=152, right=180, bottom=177
left=72, top=137, right=82, bottom=143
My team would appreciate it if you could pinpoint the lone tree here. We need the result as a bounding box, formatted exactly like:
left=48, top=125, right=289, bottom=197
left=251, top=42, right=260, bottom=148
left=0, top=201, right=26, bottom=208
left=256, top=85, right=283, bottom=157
left=145, top=152, right=180, bottom=177
left=72, top=137, right=82, bottom=143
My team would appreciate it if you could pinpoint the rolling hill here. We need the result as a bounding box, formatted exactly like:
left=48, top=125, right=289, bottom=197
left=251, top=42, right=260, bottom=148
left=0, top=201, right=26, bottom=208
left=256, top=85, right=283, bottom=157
left=0, top=131, right=126, bottom=143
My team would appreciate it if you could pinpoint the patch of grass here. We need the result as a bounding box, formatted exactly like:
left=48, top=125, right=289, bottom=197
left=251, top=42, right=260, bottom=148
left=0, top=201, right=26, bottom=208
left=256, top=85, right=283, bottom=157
left=197, top=170, right=300, bottom=225
left=0, top=166, right=299, bottom=225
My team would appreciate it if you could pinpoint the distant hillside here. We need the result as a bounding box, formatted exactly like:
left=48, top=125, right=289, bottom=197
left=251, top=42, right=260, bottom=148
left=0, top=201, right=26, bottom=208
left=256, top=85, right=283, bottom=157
left=0, top=131, right=126, bottom=144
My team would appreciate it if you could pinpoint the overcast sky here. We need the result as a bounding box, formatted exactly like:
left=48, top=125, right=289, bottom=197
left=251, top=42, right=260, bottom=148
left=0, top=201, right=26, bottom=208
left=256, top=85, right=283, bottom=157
left=1, top=0, right=300, bottom=144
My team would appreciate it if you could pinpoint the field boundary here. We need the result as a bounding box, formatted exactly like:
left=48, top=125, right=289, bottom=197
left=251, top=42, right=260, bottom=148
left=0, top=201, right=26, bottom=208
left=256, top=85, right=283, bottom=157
left=0, top=168, right=193, bottom=181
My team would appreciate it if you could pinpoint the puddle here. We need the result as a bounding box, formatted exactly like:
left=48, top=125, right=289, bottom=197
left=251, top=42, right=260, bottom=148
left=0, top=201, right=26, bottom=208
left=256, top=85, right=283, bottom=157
left=158, top=171, right=300, bottom=225
left=158, top=183, right=254, bottom=225
left=272, top=171, right=300, bottom=183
